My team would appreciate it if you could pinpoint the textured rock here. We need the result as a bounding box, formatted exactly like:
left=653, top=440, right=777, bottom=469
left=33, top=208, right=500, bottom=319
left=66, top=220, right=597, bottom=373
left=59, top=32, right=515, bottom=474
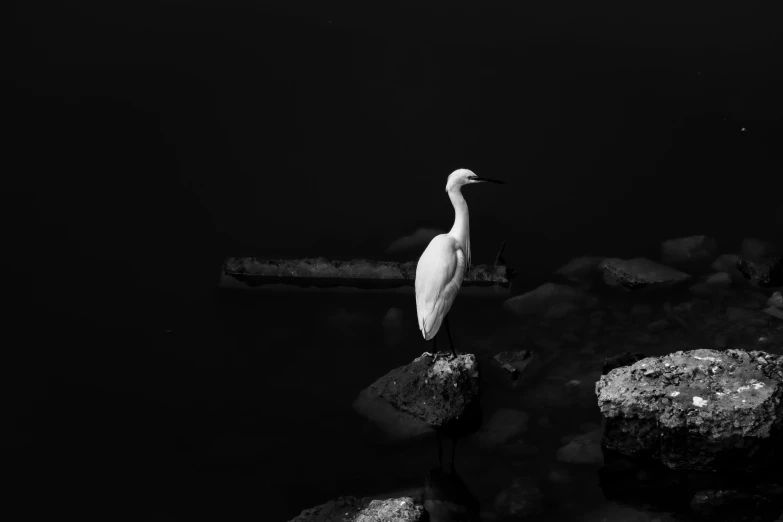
left=689, top=489, right=771, bottom=519
left=596, top=349, right=783, bottom=471
left=354, top=353, right=481, bottom=439
left=770, top=292, right=783, bottom=308
left=288, top=496, right=424, bottom=522
left=599, top=258, right=691, bottom=290
left=737, top=257, right=783, bottom=288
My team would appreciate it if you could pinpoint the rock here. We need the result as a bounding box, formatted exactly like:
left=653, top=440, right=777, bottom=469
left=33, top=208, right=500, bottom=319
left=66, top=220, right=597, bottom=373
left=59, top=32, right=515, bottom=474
left=770, top=292, right=783, bottom=308
left=602, top=352, right=646, bottom=375
left=596, top=349, right=783, bottom=472
left=354, top=390, right=433, bottom=443
left=493, top=477, right=544, bottom=518
left=503, top=282, right=595, bottom=316
left=660, top=235, right=717, bottom=268
left=690, top=489, right=769, bottom=519
left=711, top=253, right=742, bottom=273
left=555, top=256, right=606, bottom=283
left=288, top=496, right=425, bottom=522
left=599, top=258, right=692, bottom=290
left=473, top=408, right=528, bottom=448
left=492, top=350, right=537, bottom=384
left=763, top=306, right=783, bottom=321
left=353, top=353, right=481, bottom=440
left=705, top=272, right=733, bottom=288
left=737, top=257, right=783, bottom=288
left=742, top=237, right=782, bottom=261
left=556, top=428, right=604, bottom=465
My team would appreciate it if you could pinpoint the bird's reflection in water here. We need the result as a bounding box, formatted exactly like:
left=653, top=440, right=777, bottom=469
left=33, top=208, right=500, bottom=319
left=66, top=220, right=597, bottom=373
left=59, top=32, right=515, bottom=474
left=424, top=431, right=481, bottom=522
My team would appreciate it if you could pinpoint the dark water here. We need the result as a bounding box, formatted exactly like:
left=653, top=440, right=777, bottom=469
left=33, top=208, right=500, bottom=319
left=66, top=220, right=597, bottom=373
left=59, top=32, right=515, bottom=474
left=7, top=284, right=781, bottom=521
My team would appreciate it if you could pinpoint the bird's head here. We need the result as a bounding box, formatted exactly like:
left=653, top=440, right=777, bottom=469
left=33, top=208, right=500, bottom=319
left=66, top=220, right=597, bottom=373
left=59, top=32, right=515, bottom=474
left=445, top=169, right=505, bottom=192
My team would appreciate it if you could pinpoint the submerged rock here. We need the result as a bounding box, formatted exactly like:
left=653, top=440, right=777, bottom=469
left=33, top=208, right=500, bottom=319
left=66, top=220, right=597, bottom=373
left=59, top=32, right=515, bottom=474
left=503, top=282, right=595, bottom=316
left=555, top=256, right=606, bottom=283
left=492, top=350, right=538, bottom=385
left=660, top=235, right=717, bottom=269
left=288, top=496, right=424, bottom=522
left=353, top=353, right=481, bottom=441
left=599, top=257, right=692, bottom=290
left=596, top=348, right=783, bottom=472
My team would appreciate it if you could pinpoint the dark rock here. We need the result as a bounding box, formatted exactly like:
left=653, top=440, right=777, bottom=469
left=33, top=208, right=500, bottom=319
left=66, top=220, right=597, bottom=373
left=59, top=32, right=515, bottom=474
left=737, top=257, right=783, bottom=288
left=596, top=349, right=783, bottom=472
left=503, top=282, right=597, bottom=316
left=493, top=350, right=536, bottom=382
left=660, top=235, right=718, bottom=272
left=555, top=256, right=606, bottom=283
left=763, top=307, right=783, bottom=321
left=354, top=353, right=481, bottom=441
left=602, top=352, right=647, bottom=375
left=288, top=496, right=425, bottom=522
left=599, top=257, right=692, bottom=290
left=689, top=489, right=771, bottom=519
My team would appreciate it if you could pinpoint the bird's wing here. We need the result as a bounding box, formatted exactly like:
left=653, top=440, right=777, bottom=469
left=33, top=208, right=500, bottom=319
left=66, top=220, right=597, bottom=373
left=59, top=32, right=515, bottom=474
left=415, top=236, right=466, bottom=340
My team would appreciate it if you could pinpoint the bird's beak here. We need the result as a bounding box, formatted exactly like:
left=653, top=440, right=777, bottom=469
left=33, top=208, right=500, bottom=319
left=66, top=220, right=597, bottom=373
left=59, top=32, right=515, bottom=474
left=474, top=176, right=505, bottom=184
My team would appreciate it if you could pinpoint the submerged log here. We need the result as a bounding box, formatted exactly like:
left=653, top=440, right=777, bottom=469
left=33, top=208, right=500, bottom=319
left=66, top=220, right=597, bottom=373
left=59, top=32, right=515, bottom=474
left=221, top=257, right=513, bottom=290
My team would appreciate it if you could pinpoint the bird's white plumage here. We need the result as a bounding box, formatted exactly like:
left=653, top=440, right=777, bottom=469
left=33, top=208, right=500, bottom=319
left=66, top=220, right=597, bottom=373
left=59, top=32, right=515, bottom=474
left=415, top=168, right=499, bottom=344
left=415, top=234, right=466, bottom=340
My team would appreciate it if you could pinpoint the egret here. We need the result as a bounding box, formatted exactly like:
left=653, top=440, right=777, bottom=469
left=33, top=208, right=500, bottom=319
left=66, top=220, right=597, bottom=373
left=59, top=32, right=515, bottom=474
left=415, top=169, right=504, bottom=358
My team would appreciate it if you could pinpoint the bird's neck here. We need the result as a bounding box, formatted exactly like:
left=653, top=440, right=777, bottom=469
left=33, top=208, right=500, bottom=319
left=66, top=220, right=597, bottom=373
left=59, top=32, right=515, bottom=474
left=448, top=188, right=470, bottom=260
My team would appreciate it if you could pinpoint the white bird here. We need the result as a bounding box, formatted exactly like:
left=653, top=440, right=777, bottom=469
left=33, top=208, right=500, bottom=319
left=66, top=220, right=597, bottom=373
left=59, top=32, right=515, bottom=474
left=415, top=169, right=504, bottom=358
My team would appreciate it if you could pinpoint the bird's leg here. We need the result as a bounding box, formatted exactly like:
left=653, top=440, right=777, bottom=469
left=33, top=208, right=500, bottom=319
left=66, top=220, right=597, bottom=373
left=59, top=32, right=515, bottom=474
left=444, top=315, right=457, bottom=358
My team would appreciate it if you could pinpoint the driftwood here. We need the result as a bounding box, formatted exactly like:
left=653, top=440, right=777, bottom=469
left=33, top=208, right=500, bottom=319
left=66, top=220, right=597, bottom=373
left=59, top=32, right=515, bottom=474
left=221, top=256, right=513, bottom=290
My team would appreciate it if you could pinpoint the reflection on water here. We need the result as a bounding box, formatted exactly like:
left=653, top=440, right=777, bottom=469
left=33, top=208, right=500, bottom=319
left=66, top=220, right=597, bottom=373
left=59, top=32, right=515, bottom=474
left=9, top=286, right=783, bottom=521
